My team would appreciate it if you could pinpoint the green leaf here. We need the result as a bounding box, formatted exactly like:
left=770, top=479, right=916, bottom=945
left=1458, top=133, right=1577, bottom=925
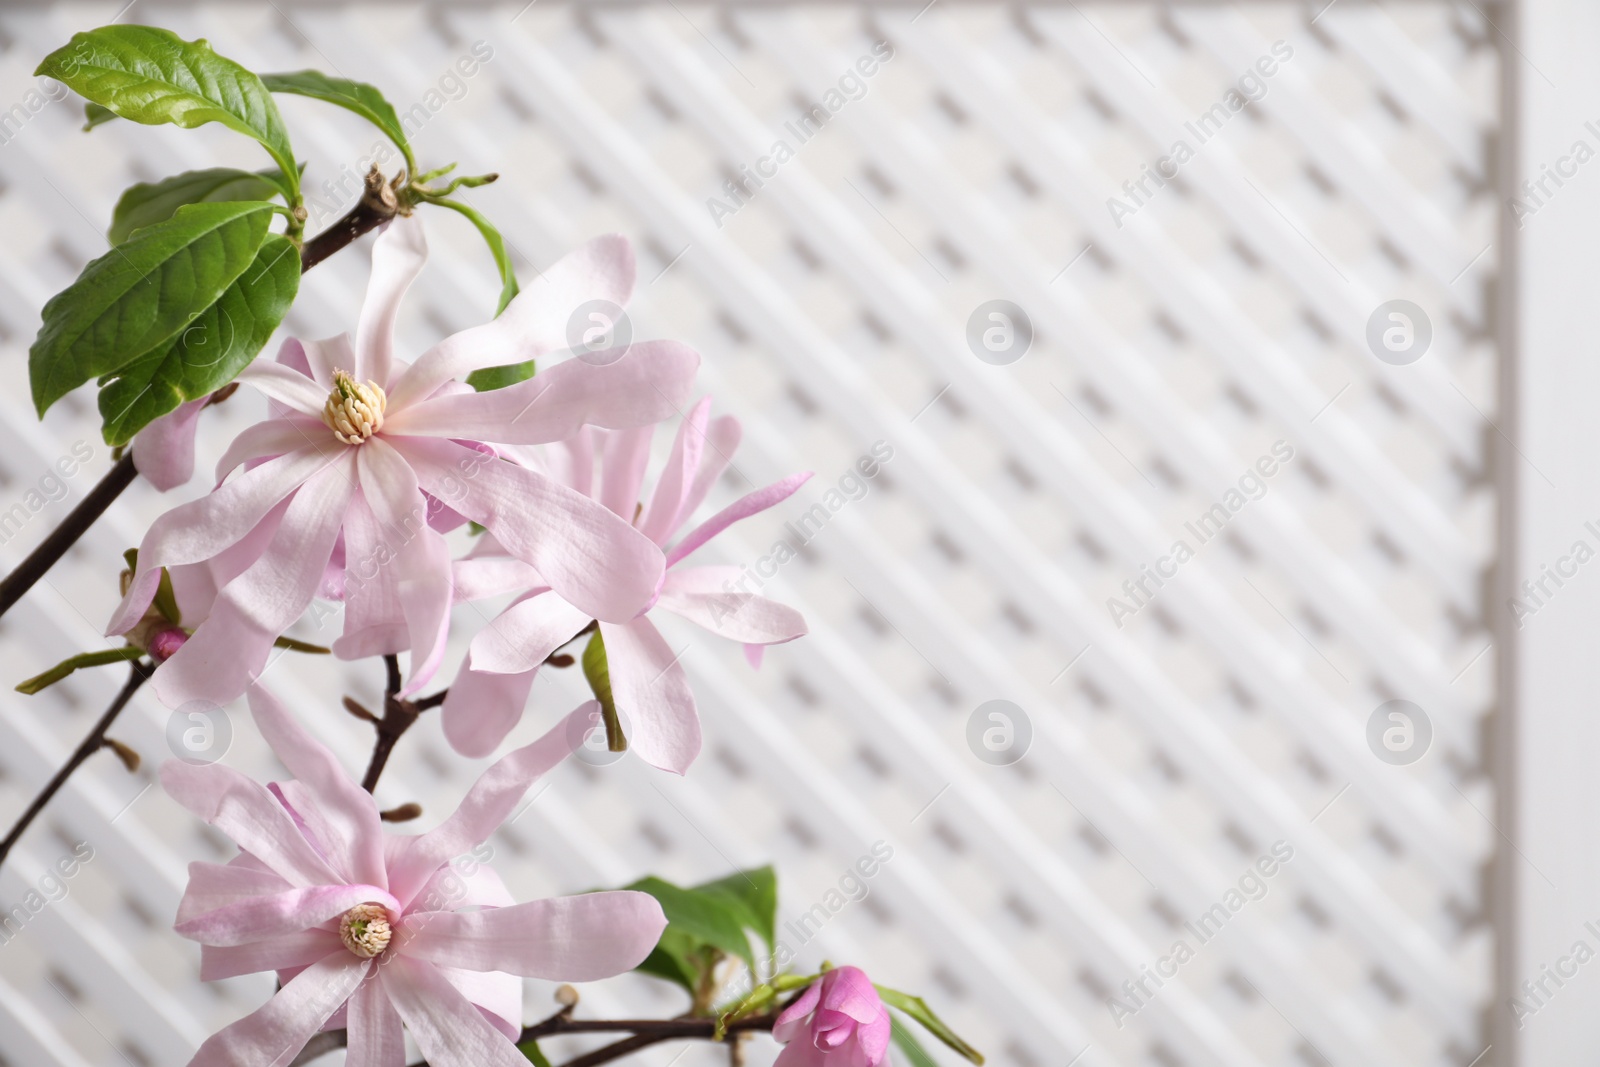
left=260, top=70, right=414, bottom=173
left=37, top=26, right=296, bottom=195
left=110, top=166, right=288, bottom=246
left=874, top=987, right=984, bottom=1066
left=82, top=101, right=117, bottom=130
left=890, top=1015, right=942, bottom=1067
left=517, top=1039, right=553, bottom=1067
left=581, top=630, right=625, bottom=752
left=17, top=647, right=141, bottom=695
left=625, top=876, right=756, bottom=970
left=153, top=567, right=181, bottom=626
left=430, top=196, right=530, bottom=390
left=633, top=925, right=703, bottom=993
left=97, top=230, right=300, bottom=445
left=692, top=866, right=777, bottom=953
left=30, top=200, right=274, bottom=418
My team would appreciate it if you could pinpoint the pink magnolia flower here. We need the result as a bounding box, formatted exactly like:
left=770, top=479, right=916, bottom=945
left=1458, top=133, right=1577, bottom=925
left=166, top=685, right=667, bottom=1067
left=109, top=217, right=699, bottom=708
left=132, top=395, right=209, bottom=491
left=774, top=967, right=892, bottom=1067
left=442, top=397, right=810, bottom=773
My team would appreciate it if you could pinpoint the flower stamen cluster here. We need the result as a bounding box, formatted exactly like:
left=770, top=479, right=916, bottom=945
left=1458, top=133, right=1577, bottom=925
left=322, top=370, right=387, bottom=444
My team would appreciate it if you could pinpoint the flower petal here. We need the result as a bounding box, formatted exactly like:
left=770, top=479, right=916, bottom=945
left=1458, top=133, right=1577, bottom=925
left=452, top=558, right=541, bottom=603
left=441, top=652, right=539, bottom=759
left=434, top=966, right=522, bottom=1040
left=470, top=592, right=591, bottom=675
left=214, top=416, right=326, bottom=484
left=109, top=446, right=341, bottom=636
left=161, top=762, right=343, bottom=889
left=385, top=705, right=587, bottom=908
left=151, top=459, right=356, bottom=708
left=200, top=929, right=343, bottom=981
left=357, top=216, right=428, bottom=388
left=638, top=396, right=710, bottom=545
left=600, top=617, right=700, bottom=774
left=382, top=341, right=700, bottom=445
left=132, top=397, right=208, bottom=492
left=333, top=488, right=408, bottom=660
left=398, top=436, right=662, bottom=623
left=666, top=472, right=813, bottom=568
left=678, top=414, right=741, bottom=522
left=386, top=233, right=635, bottom=411
left=656, top=581, right=807, bottom=647
left=413, top=860, right=515, bottom=911
left=379, top=955, right=528, bottom=1067
left=176, top=883, right=397, bottom=947
left=357, top=438, right=454, bottom=695
left=247, top=685, right=386, bottom=889
left=239, top=358, right=332, bottom=417
left=774, top=979, right=824, bottom=1041
left=177, top=860, right=292, bottom=925
left=346, top=967, right=406, bottom=1067
left=599, top=426, right=653, bottom=518
left=302, top=334, right=356, bottom=391
left=184, top=951, right=368, bottom=1067
left=397, top=890, right=666, bottom=980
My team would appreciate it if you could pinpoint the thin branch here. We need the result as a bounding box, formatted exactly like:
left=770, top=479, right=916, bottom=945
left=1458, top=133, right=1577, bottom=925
left=0, top=166, right=400, bottom=627
left=0, top=660, right=150, bottom=870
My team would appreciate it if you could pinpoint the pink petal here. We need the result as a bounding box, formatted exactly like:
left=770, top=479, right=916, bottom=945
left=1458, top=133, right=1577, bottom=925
left=109, top=446, right=342, bottom=636
left=334, top=489, right=409, bottom=660
left=378, top=955, right=529, bottom=1067
left=656, top=577, right=807, bottom=647
left=239, top=359, right=331, bottom=417
left=638, top=396, right=711, bottom=546
left=246, top=685, right=386, bottom=888
left=397, top=891, right=666, bottom=979
left=357, top=438, right=454, bottom=695
left=132, top=397, right=208, bottom=492
left=386, top=705, right=588, bottom=908
left=452, top=558, right=541, bottom=603
left=151, top=460, right=356, bottom=708
left=357, top=216, right=428, bottom=388
left=161, top=761, right=343, bottom=888
left=470, top=592, right=592, bottom=675
left=386, top=233, right=635, bottom=411
left=178, top=884, right=395, bottom=947
left=556, top=426, right=596, bottom=497
left=397, top=436, right=663, bottom=622
left=411, top=860, right=515, bottom=911
left=185, top=951, right=368, bottom=1067
left=433, top=966, right=522, bottom=1040
left=599, top=617, right=700, bottom=775
left=200, top=929, right=342, bottom=981
left=441, top=652, right=539, bottom=759
left=775, top=980, right=824, bottom=1041
left=214, top=416, right=325, bottom=484
left=382, top=341, right=700, bottom=444
left=177, top=860, right=291, bottom=925
left=346, top=967, right=406, bottom=1067
left=818, top=968, right=887, bottom=1025
left=678, top=414, right=742, bottom=523
left=599, top=425, right=653, bottom=518
left=665, top=472, right=814, bottom=568
left=301, top=334, right=356, bottom=391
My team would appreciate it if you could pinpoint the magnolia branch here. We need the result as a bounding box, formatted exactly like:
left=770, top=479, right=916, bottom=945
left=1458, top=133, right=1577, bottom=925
left=0, top=167, right=401, bottom=625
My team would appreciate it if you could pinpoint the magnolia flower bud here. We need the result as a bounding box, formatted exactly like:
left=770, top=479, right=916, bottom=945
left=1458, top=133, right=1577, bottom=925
left=148, top=626, right=188, bottom=663
left=323, top=370, right=387, bottom=444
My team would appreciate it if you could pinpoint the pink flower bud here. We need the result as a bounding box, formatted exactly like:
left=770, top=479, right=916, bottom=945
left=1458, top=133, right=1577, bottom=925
left=774, top=967, right=892, bottom=1067
left=148, top=627, right=188, bottom=663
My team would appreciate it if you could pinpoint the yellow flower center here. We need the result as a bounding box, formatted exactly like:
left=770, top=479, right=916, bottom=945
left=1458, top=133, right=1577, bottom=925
left=323, top=370, right=386, bottom=445
left=338, top=903, right=393, bottom=958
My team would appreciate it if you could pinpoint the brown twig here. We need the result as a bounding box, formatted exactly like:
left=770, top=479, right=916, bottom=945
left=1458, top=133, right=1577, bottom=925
left=358, top=654, right=447, bottom=793
left=0, top=660, right=150, bottom=869
left=0, top=170, right=399, bottom=627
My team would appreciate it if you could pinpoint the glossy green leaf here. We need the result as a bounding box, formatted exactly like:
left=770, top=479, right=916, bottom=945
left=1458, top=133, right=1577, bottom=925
left=260, top=70, right=413, bottom=171
left=692, top=866, right=777, bottom=953
left=517, top=1039, right=553, bottom=1067
left=31, top=200, right=274, bottom=418
left=890, top=1015, right=941, bottom=1067
left=625, top=876, right=756, bottom=970
left=874, top=987, right=984, bottom=1065
left=37, top=26, right=296, bottom=191
left=16, top=647, right=141, bottom=695
left=633, top=926, right=703, bottom=993
left=110, top=166, right=288, bottom=245
left=97, top=230, right=299, bottom=445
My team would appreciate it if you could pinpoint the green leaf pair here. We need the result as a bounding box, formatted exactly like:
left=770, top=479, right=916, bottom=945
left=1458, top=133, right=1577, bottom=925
left=876, top=986, right=985, bottom=1066
left=622, top=866, right=778, bottom=1002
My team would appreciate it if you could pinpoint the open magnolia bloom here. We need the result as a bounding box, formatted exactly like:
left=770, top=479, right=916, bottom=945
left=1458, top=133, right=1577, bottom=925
left=166, top=686, right=667, bottom=1067
left=109, top=217, right=699, bottom=709
left=443, top=396, right=811, bottom=773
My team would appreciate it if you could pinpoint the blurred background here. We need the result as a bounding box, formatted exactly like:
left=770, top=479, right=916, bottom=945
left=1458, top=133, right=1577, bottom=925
left=0, top=2, right=1514, bottom=1066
